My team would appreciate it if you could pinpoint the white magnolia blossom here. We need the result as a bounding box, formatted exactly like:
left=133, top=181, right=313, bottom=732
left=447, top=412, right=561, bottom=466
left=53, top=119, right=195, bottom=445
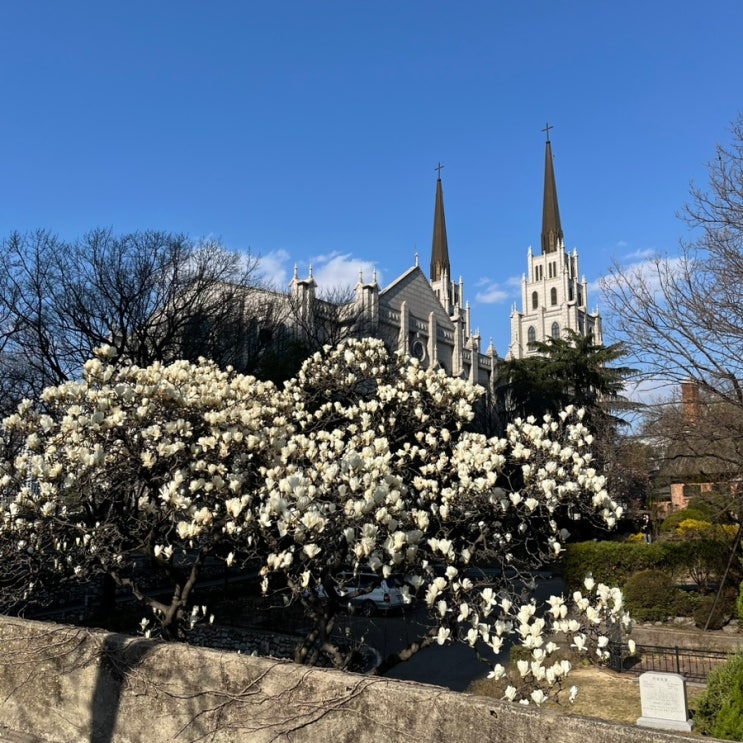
left=0, top=338, right=630, bottom=679
left=483, top=577, right=634, bottom=706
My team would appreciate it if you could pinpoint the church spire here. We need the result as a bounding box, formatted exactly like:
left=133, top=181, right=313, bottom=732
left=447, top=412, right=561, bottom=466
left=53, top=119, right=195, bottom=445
left=540, top=124, right=564, bottom=254
left=430, top=163, right=450, bottom=281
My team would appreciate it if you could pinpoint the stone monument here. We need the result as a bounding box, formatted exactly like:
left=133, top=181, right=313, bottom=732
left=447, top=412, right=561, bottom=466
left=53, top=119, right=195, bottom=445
left=636, top=671, right=693, bottom=732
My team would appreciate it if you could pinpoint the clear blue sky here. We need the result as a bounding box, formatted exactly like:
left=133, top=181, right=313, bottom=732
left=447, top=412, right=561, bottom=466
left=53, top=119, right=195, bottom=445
left=1, top=1, right=741, bottom=355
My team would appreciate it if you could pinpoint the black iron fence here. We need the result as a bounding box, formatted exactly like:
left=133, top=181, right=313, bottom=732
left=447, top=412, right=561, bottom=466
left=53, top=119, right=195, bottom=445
left=609, top=641, right=732, bottom=683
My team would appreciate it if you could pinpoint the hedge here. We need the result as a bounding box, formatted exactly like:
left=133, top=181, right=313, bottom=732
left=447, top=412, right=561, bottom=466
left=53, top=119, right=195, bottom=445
left=561, top=539, right=736, bottom=592
left=563, top=539, right=728, bottom=591
left=562, top=541, right=673, bottom=591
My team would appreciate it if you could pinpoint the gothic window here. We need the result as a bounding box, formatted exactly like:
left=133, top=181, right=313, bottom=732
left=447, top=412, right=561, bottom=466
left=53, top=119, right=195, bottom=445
left=551, top=322, right=560, bottom=339
left=531, top=291, right=538, bottom=310
left=412, top=340, right=426, bottom=362
left=550, top=287, right=557, bottom=305
left=535, top=265, right=543, bottom=281
left=527, top=326, right=536, bottom=346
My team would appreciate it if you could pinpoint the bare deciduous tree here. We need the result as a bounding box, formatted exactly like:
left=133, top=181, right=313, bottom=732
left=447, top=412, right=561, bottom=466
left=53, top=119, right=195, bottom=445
left=602, top=114, right=743, bottom=519
left=0, top=229, right=261, bottom=404
left=602, top=114, right=743, bottom=406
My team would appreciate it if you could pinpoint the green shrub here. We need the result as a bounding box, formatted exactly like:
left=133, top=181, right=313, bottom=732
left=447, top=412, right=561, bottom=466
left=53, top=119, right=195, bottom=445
left=695, top=652, right=743, bottom=740
left=660, top=508, right=713, bottom=533
left=563, top=539, right=737, bottom=594
left=623, top=569, right=677, bottom=622
left=665, top=537, right=734, bottom=593
left=563, top=541, right=669, bottom=591
left=661, top=494, right=738, bottom=534
left=672, top=589, right=699, bottom=617
left=693, top=591, right=736, bottom=630
left=738, top=579, right=743, bottom=621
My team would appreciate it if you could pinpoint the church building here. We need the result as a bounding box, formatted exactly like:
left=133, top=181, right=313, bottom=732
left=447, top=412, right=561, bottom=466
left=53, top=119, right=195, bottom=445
left=288, top=132, right=602, bottom=387
left=290, top=172, right=498, bottom=389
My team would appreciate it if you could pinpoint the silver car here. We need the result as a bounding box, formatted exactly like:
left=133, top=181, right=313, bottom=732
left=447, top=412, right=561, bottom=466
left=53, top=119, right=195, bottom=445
left=336, top=572, right=405, bottom=616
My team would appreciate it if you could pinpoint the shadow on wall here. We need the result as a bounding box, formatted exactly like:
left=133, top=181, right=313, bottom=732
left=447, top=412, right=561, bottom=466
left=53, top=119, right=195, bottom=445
left=0, top=617, right=701, bottom=743
left=90, top=635, right=153, bottom=743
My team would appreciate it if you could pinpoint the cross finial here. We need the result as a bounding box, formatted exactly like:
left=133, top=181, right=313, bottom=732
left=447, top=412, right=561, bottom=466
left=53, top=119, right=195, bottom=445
left=542, top=122, right=554, bottom=142
left=435, top=162, right=444, bottom=179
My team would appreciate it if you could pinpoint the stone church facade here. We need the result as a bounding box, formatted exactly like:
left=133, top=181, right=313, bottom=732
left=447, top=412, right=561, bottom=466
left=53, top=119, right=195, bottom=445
left=289, top=173, right=498, bottom=389
left=288, top=134, right=601, bottom=387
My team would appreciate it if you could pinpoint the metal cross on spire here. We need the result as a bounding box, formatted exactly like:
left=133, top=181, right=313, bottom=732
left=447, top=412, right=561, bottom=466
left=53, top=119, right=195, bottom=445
left=435, top=162, right=445, bottom=178
left=542, top=122, right=554, bottom=142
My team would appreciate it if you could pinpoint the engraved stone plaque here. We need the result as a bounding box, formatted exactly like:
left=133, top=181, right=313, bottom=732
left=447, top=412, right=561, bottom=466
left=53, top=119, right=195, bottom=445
left=637, top=671, right=693, bottom=732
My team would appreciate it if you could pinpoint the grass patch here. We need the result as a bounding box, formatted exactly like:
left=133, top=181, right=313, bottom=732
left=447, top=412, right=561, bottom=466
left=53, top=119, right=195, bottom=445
left=469, top=666, right=706, bottom=728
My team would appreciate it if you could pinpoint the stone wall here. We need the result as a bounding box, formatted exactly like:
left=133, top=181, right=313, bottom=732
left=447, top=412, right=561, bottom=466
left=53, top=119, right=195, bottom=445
left=0, top=616, right=711, bottom=743
left=189, top=622, right=300, bottom=658
left=632, top=625, right=743, bottom=652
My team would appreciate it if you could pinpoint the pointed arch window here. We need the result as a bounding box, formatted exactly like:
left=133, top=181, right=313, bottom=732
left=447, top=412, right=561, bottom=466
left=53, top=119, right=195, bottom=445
left=550, top=287, right=557, bottom=305
left=531, top=291, right=538, bottom=310
left=551, top=322, right=560, bottom=339
left=527, top=326, right=536, bottom=347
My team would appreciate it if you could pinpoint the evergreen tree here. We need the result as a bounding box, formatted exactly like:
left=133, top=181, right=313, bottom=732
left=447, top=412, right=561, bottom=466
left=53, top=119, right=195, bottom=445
left=495, top=331, right=635, bottom=430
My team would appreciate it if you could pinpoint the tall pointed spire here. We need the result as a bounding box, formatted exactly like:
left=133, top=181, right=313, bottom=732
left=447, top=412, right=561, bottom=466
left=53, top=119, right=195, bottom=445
left=430, top=164, right=450, bottom=281
left=540, top=125, right=564, bottom=254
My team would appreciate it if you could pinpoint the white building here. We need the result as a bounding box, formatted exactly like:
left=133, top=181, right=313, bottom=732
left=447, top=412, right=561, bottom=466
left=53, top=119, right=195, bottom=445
left=507, top=133, right=602, bottom=359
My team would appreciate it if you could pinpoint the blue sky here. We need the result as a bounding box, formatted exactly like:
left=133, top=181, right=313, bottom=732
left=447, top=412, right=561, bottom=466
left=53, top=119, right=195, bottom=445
left=1, top=1, right=741, bottom=356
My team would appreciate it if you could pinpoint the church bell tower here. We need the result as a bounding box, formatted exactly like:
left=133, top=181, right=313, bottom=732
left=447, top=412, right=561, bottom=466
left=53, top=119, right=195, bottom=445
left=507, top=127, right=602, bottom=359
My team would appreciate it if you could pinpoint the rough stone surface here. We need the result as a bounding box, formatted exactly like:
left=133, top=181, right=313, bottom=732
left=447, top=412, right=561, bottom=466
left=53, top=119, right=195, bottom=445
left=0, top=616, right=714, bottom=743
left=631, top=625, right=743, bottom=652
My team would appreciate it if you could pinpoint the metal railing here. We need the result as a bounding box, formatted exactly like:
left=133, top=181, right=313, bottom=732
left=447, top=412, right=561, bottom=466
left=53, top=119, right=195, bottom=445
left=610, top=641, right=732, bottom=683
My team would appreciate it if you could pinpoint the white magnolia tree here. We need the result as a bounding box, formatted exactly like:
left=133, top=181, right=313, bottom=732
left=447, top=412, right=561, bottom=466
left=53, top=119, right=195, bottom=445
left=0, top=338, right=629, bottom=705
left=0, top=348, right=289, bottom=638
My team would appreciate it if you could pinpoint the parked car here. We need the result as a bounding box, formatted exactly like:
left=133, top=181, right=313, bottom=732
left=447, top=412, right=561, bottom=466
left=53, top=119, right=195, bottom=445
left=335, top=572, right=406, bottom=616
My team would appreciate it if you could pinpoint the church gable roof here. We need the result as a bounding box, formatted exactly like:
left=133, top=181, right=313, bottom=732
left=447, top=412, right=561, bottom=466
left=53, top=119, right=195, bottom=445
left=379, top=265, right=454, bottom=328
